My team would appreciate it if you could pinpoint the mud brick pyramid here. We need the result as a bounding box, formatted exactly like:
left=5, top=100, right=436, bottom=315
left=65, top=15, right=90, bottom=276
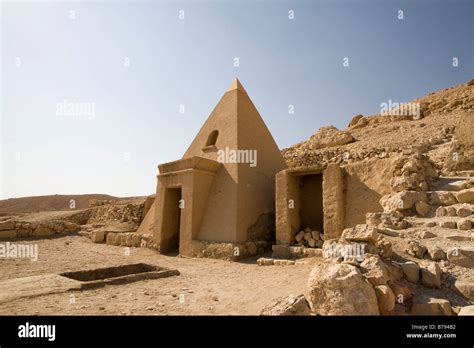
left=138, top=78, right=286, bottom=257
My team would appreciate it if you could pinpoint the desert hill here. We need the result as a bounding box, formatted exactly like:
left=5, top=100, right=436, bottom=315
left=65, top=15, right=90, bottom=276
left=0, top=194, right=118, bottom=214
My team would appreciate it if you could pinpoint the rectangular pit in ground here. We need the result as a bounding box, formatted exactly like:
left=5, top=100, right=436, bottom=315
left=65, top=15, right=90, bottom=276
left=60, top=263, right=179, bottom=288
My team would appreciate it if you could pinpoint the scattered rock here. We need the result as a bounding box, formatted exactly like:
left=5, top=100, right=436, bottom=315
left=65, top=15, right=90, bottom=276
left=455, top=188, right=474, bottom=204
left=375, top=238, right=393, bottom=259
left=411, top=295, right=452, bottom=316
left=307, top=126, right=355, bottom=150
left=439, top=220, right=456, bottom=229
left=380, top=191, right=428, bottom=212
left=257, top=257, right=274, bottom=266
left=415, top=201, right=431, bottom=216
left=307, top=262, right=379, bottom=315
left=420, top=262, right=442, bottom=289
left=91, top=230, right=105, bottom=243
left=374, top=285, right=396, bottom=314
left=389, top=280, right=413, bottom=303
left=405, top=239, right=427, bottom=259
left=454, top=280, right=474, bottom=301
left=446, top=206, right=457, bottom=216
left=340, top=224, right=379, bottom=245
left=446, top=247, right=474, bottom=268
left=259, top=294, right=311, bottom=316
left=435, top=206, right=447, bottom=217
left=360, top=255, right=390, bottom=286
left=457, top=218, right=472, bottom=230
left=295, top=231, right=305, bottom=243
left=429, top=191, right=457, bottom=206
left=427, top=246, right=446, bottom=261
left=458, top=306, right=474, bottom=316
left=456, top=204, right=472, bottom=217
left=400, top=261, right=420, bottom=284
left=377, top=228, right=399, bottom=237
left=348, top=114, right=364, bottom=128
left=417, top=230, right=436, bottom=239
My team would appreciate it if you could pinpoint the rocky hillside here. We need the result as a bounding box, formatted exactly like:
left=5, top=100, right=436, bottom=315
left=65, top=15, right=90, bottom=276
left=282, top=79, right=474, bottom=174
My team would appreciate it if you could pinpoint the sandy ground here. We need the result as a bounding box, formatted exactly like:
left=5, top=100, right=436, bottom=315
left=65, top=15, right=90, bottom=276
left=0, top=234, right=320, bottom=315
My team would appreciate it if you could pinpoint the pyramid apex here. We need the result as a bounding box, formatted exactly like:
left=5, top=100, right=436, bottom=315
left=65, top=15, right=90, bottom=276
left=226, top=78, right=247, bottom=93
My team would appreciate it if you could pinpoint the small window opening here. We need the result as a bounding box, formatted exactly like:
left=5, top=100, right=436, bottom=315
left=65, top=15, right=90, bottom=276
left=206, top=130, right=219, bottom=146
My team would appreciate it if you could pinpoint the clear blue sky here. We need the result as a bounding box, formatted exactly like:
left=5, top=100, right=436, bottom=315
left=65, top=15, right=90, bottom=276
left=1, top=0, right=473, bottom=199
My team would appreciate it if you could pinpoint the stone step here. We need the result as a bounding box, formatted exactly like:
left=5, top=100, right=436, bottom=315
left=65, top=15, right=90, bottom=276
left=455, top=170, right=474, bottom=177
left=430, top=177, right=473, bottom=192
left=407, top=215, right=473, bottom=231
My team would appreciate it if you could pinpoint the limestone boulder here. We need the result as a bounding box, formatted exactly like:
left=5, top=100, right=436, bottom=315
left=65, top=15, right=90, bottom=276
left=411, top=295, right=452, bottom=316
left=307, top=126, right=355, bottom=150
left=366, top=211, right=408, bottom=230
left=436, top=206, right=447, bottom=217
left=389, top=280, right=413, bottom=303
left=307, top=262, right=379, bottom=315
left=454, top=280, right=474, bottom=301
left=446, top=206, right=457, bottom=216
left=400, top=261, right=420, bottom=284
left=360, top=255, right=390, bottom=286
left=439, top=220, right=456, bottom=229
left=374, top=285, right=396, bottom=314
left=417, top=230, right=436, bottom=239
left=429, top=191, right=458, bottom=206
left=415, top=201, right=431, bottom=216
left=455, top=188, right=474, bottom=204
left=259, top=294, right=311, bottom=316
left=340, top=224, right=379, bottom=245
left=420, top=262, right=442, bottom=289
left=456, top=204, right=472, bottom=217
left=447, top=247, right=474, bottom=268
left=386, top=262, right=403, bottom=282
left=348, top=114, right=364, bottom=128
left=375, top=238, right=393, bottom=259
left=457, top=218, right=472, bottom=230
left=427, top=245, right=446, bottom=261
left=458, top=306, right=474, bottom=316
left=91, top=230, right=105, bottom=243
left=390, top=175, right=418, bottom=192
left=380, top=191, right=428, bottom=212
left=405, top=239, right=427, bottom=259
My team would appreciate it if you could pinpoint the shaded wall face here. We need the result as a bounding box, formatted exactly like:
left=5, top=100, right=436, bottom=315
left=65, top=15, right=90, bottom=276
left=195, top=164, right=238, bottom=242
left=160, top=187, right=182, bottom=253
left=299, top=174, right=324, bottom=232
